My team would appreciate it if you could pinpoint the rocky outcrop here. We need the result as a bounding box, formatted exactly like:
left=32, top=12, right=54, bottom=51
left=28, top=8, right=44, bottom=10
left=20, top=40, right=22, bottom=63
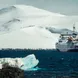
left=0, top=63, right=24, bottom=78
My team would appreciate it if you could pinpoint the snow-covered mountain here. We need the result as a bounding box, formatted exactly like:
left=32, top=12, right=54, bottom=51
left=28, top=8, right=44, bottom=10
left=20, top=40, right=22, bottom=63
left=0, top=5, right=65, bottom=32
left=0, top=5, right=78, bottom=49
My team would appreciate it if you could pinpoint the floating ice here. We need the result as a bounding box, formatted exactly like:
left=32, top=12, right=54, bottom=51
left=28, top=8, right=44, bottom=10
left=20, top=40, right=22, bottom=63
left=21, top=54, right=39, bottom=70
left=0, top=54, right=39, bottom=70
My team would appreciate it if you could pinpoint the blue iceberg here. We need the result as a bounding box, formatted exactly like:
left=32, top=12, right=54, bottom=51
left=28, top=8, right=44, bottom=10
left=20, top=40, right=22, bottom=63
left=21, top=54, right=39, bottom=70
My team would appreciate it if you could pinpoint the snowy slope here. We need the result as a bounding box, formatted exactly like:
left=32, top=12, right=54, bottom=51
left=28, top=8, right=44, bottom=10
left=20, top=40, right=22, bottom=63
left=0, top=5, right=78, bottom=49
left=0, top=5, right=66, bottom=33
left=0, top=27, right=59, bottom=49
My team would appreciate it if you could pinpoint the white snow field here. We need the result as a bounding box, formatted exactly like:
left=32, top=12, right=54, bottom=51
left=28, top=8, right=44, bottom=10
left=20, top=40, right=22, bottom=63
left=0, top=5, right=78, bottom=49
left=0, top=54, right=39, bottom=70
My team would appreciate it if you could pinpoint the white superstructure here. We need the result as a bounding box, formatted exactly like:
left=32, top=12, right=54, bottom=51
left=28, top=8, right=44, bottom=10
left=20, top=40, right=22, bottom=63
left=56, top=26, right=78, bottom=52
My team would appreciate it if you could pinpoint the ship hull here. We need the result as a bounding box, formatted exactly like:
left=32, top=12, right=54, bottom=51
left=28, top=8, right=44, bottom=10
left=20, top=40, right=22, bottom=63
left=56, top=43, right=78, bottom=52
left=68, top=49, right=78, bottom=52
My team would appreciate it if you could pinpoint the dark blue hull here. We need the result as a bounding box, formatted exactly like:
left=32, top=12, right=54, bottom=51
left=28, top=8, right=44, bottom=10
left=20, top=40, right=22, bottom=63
left=68, top=49, right=78, bottom=52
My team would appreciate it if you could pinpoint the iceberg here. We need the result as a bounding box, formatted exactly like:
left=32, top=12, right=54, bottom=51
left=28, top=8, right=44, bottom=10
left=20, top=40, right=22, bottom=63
left=0, top=54, right=39, bottom=70
left=21, top=54, right=39, bottom=70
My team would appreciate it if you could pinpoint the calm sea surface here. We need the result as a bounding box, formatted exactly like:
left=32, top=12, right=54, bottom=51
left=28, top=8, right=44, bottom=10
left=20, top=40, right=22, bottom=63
left=0, top=49, right=78, bottom=78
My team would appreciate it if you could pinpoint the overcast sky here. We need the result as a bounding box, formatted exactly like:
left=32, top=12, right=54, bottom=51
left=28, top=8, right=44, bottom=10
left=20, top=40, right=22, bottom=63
left=0, top=0, right=78, bottom=15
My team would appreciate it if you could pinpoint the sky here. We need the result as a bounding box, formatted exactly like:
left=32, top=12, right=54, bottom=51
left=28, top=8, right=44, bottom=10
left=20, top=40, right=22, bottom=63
left=0, top=0, right=78, bottom=15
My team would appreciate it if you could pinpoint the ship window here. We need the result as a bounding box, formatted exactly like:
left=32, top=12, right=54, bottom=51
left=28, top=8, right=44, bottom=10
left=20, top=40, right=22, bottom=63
left=59, top=40, right=62, bottom=42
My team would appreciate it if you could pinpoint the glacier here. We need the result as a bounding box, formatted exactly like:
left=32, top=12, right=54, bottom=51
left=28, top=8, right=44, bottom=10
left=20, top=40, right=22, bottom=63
left=0, top=54, right=39, bottom=70
left=0, top=5, right=78, bottom=49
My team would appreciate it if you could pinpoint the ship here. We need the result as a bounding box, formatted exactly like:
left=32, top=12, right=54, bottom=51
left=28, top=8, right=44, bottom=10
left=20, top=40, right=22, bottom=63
left=56, top=25, right=78, bottom=52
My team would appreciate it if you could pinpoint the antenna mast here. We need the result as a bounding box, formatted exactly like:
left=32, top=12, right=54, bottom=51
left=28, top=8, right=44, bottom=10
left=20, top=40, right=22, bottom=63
left=73, top=23, right=76, bottom=33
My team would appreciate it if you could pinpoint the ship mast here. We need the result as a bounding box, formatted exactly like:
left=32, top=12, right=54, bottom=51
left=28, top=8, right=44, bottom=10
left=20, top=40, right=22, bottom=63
left=73, top=23, right=76, bottom=33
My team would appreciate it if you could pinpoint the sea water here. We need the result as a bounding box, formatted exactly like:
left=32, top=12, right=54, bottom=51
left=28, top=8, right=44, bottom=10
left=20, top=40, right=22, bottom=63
left=0, top=49, right=78, bottom=78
